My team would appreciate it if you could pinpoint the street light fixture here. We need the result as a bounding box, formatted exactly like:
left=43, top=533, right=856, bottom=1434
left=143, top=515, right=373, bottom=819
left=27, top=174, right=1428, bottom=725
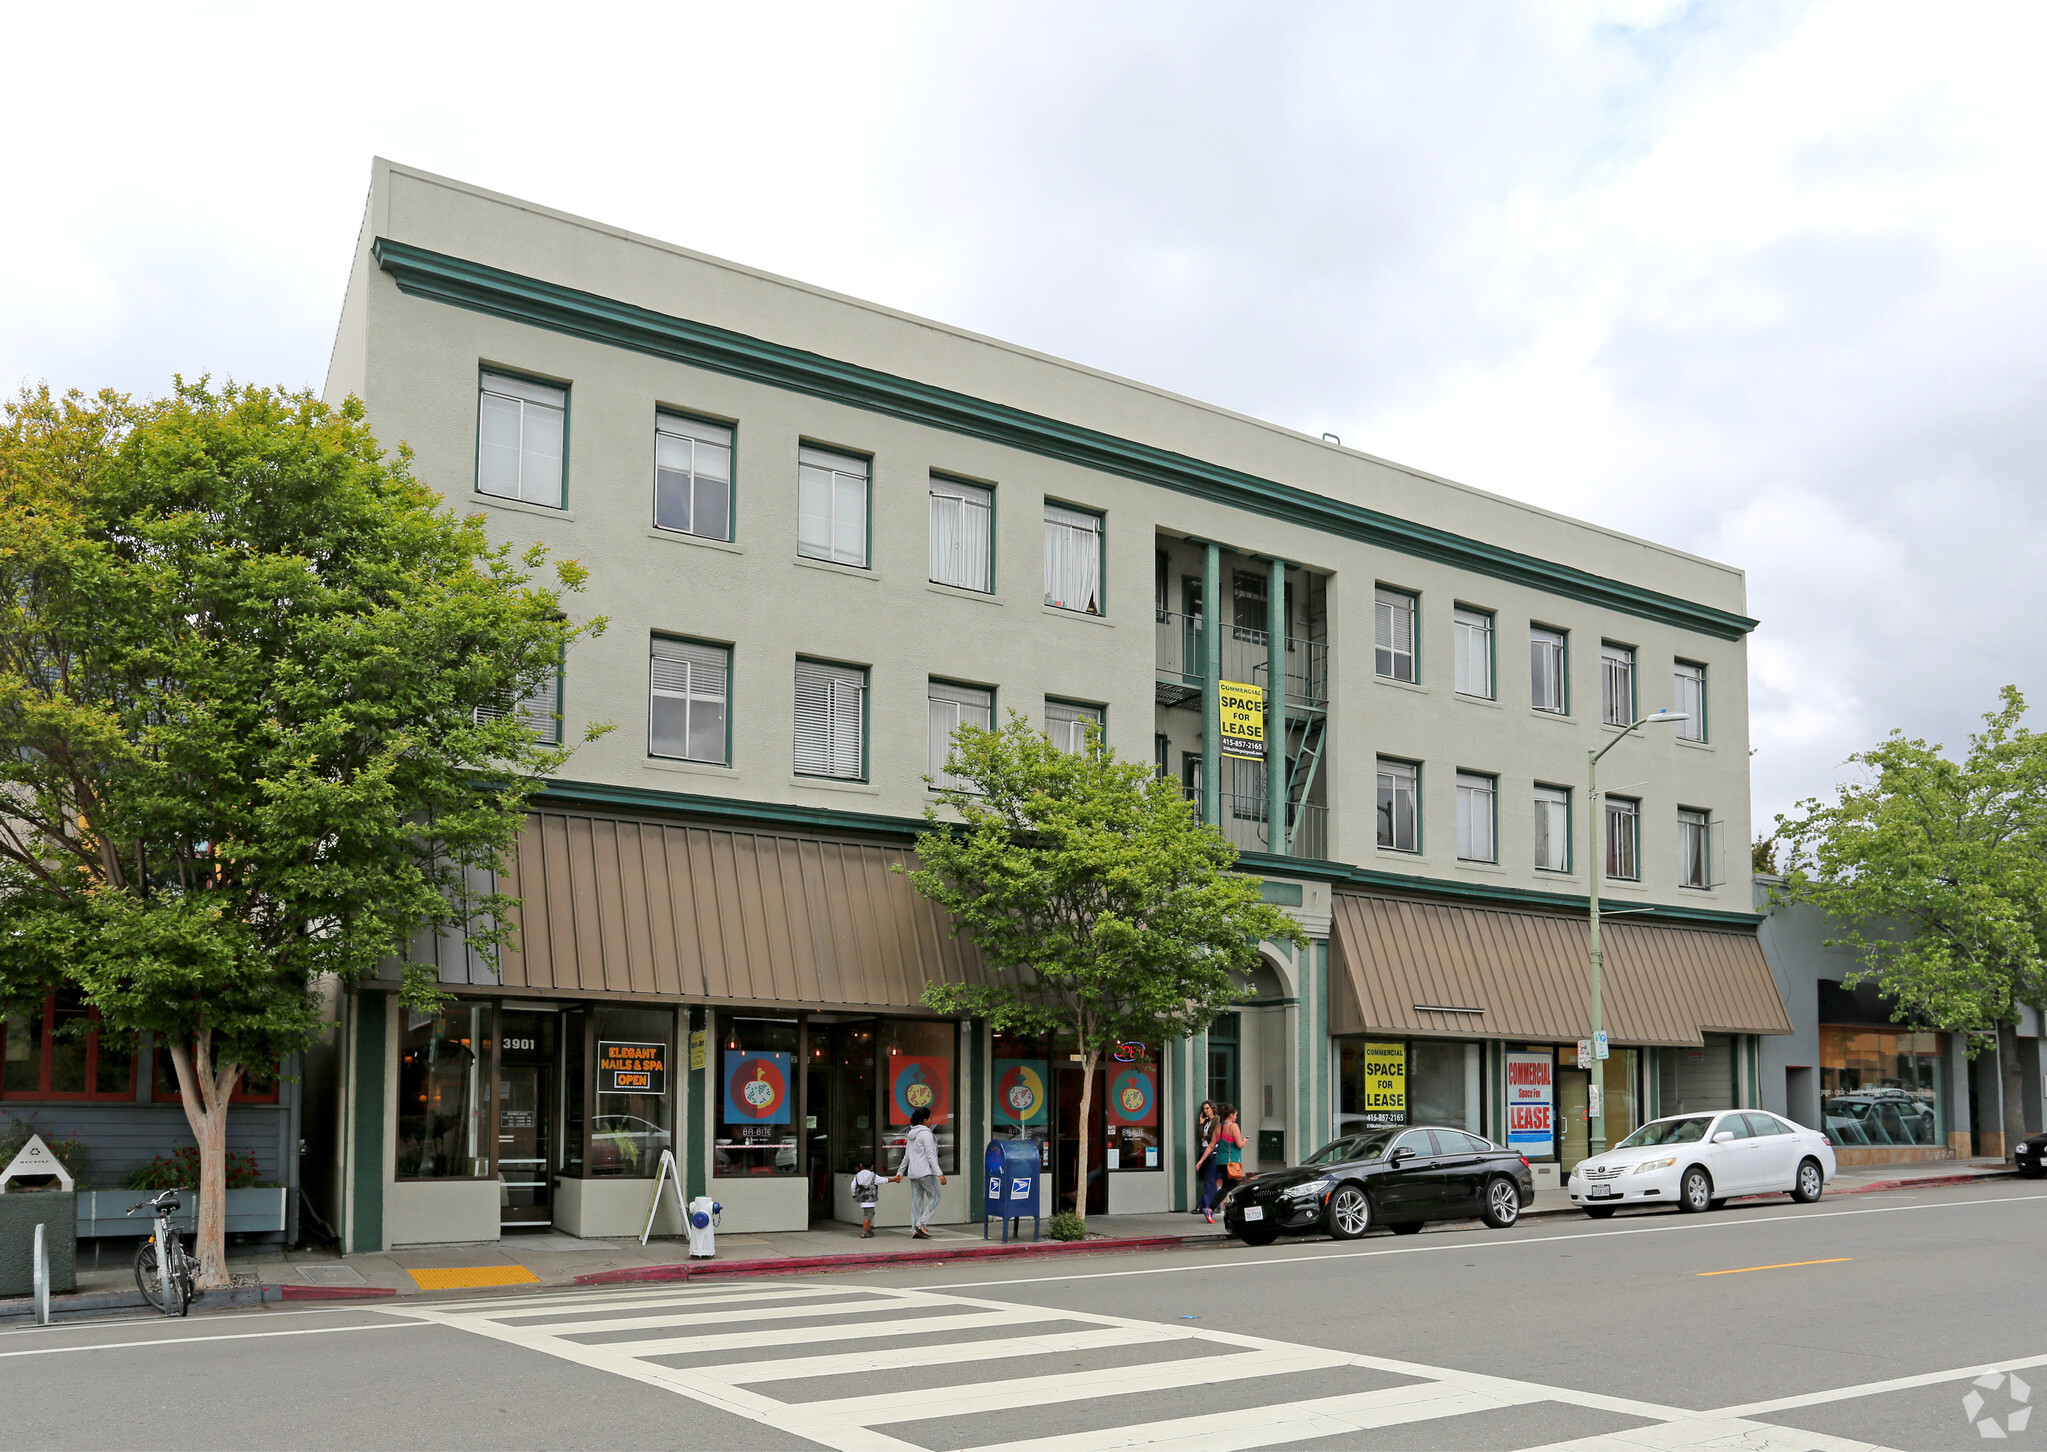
left=1585, top=708, right=1688, bottom=1163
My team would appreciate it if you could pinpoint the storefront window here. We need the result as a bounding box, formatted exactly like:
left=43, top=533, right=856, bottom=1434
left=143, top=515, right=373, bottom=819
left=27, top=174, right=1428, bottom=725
left=882, top=1019, right=957, bottom=1174
left=1336, top=1039, right=1409, bottom=1133
left=590, top=1007, right=674, bottom=1178
left=718, top=1017, right=799, bottom=1177
left=1820, top=1026, right=1942, bottom=1147
left=396, top=1002, right=492, bottom=1179
left=1409, top=1040, right=1483, bottom=1135
left=1104, top=1044, right=1161, bottom=1171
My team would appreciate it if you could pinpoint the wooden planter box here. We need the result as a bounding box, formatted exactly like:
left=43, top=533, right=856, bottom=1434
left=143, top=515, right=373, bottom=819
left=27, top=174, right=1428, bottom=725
left=75, top=1186, right=287, bottom=1237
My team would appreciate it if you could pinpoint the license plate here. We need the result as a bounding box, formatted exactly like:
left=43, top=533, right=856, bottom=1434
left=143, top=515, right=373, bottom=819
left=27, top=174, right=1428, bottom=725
left=1241, top=1205, right=1264, bottom=1221
left=1589, top=1185, right=1617, bottom=1199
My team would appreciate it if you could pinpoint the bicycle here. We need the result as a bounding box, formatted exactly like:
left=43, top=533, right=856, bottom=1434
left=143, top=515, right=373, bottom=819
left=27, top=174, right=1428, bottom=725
left=128, top=1188, right=196, bottom=1316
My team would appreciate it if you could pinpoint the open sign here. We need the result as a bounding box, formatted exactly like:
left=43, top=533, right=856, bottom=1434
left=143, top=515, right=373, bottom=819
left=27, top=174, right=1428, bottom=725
left=598, top=1041, right=667, bottom=1096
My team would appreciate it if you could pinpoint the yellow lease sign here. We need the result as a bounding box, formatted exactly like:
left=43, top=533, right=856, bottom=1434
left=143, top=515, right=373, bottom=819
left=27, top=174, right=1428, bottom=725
left=1361, top=1041, right=1407, bottom=1125
left=1218, top=680, right=1266, bottom=759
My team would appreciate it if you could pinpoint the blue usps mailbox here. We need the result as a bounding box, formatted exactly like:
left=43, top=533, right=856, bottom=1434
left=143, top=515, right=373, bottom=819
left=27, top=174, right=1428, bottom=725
left=982, top=1138, right=1042, bottom=1243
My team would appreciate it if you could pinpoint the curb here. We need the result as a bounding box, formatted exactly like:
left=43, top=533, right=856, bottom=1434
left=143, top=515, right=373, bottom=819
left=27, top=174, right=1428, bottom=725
left=0, top=1280, right=279, bottom=1325
left=1827, top=1169, right=2019, bottom=1196
left=575, top=1232, right=1215, bottom=1286
left=278, top=1284, right=397, bottom=1300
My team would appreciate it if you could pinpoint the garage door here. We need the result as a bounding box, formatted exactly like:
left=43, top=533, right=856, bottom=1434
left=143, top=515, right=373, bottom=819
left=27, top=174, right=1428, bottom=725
left=1659, top=1033, right=1736, bottom=1114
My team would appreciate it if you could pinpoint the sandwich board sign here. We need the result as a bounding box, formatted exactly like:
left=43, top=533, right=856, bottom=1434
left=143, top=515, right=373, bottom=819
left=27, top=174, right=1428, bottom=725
left=0, top=1135, right=73, bottom=1192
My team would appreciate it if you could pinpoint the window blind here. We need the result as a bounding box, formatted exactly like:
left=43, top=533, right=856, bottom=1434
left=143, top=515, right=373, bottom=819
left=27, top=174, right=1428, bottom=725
left=478, top=374, right=566, bottom=508
left=475, top=662, right=562, bottom=745
left=650, top=638, right=729, bottom=764
left=795, top=659, right=865, bottom=778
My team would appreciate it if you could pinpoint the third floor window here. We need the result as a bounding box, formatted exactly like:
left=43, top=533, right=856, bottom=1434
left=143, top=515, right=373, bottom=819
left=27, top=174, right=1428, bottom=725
left=1044, top=503, right=1103, bottom=614
left=797, top=446, right=870, bottom=567
left=1377, top=758, right=1419, bottom=852
left=1375, top=587, right=1417, bottom=683
left=1601, top=642, right=1635, bottom=727
left=1674, top=660, right=1707, bottom=742
left=1531, top=625, right=1567, bottom=713
left=1534, top=784, right=1570, bottom=872
left=1454, top=608, right=1494, bottom=698
left=1604, top=795, right=1639, bottom=880
left=929, top=477, right=993, bottom=592
left=477, top=371, right=566, bottom=508
left=654, top=414, right=732, bottom=541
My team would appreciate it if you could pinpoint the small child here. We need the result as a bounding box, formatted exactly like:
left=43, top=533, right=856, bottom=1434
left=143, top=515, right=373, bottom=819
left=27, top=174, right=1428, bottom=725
left=852, top=1155, right=881, bottom=1238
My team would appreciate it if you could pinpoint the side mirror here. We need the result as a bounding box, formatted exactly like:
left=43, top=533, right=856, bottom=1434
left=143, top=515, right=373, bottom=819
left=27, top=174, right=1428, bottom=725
left=1389, top=1146, right=1415, bottom=1164
left=1712, top=1131, right=1735, bottom=1143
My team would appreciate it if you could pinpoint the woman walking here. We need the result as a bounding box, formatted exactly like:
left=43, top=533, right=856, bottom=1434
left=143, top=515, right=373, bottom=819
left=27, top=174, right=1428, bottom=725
left=1204, top=1105, right=1247, bottom=1223
left=1192, top=1101, right=1218, bottom=1217
left=891, top=1105, right=947, bottom=1238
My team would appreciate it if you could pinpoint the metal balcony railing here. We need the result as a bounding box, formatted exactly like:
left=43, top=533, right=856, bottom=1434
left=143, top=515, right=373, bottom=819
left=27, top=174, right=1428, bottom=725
left=1154, top=612, right=1328, bottom=708
left=1213, top=792, right=1328, bottom=860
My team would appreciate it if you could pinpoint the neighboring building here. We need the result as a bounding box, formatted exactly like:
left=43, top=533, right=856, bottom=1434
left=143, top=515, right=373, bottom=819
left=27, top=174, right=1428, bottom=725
left=316, top=160, right=1790, bottom=1249
left=1754, top=878, right=2044, bottom=1163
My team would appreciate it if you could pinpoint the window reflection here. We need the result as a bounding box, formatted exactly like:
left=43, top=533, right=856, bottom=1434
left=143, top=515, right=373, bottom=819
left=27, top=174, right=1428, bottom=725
left=1820, top=1026, right=1942, bottom=1147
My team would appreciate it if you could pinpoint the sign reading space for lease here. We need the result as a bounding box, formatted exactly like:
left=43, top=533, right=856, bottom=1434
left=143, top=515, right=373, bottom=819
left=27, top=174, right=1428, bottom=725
left=1359, top=1041, right=1406, bottom=1126
left=1217, top=680, right=1267, bottom=759
left=598, top=1040, right=667, bottom=1095
left=1506, top=1051, right=1555, bottom=1153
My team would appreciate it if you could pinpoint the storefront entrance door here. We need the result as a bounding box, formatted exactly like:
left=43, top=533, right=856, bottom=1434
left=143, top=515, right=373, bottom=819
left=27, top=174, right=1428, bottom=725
left=498, top=1011, right=555, bottom=1230
left=1054, top=1061, right=1109, bottom=1216
left=1557, top=1068, right=1590, bottom=1172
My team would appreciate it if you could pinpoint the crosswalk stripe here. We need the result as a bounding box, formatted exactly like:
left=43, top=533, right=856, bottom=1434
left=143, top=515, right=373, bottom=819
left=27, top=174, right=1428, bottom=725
left=694, top=1323, right=1184, bottom=1386
left=1517, top=1417, right=1899, bottom=1452
left=588, top=1307, right=1066, bottom=1358
left=544, top=1295, right=939, bottom=1338
left=953, top=1382, right=1541, bottom=1452
left=792, top=1345, right=1353, bottom=1426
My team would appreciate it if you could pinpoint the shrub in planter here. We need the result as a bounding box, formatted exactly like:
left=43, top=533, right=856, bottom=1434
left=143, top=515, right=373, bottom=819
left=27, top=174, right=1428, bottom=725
left=1047, top=1211, right=1087, bottom=1242
left=0, top=1115, right=90, bottom=1187
left=125, top=1146, right=271, bottom=1192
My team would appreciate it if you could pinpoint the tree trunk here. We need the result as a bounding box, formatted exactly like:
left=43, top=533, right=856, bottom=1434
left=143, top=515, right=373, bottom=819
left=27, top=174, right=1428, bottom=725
left=1997, top=1021, right=2028, bottom=1164
left=167, top=1033, right=243, bottom=1290
left=1073, top=1048, right=1099, bottom=1227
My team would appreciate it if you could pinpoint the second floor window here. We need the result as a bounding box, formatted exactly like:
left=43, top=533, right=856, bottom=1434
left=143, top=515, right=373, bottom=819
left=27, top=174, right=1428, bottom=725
left=477, top=371, right=566, bottom=508
left=1455, top=772, right=1496, bottom=862
left=929, top=477, right=993, bottom=591
left=794, top=658, right=866, bottom=779
left=1454, top=608, right=1494, bottom=698
left=475, top=661, right=562, bottom=746
left=1531, top=626, right=1567, bottom=713
left=1046, top=699, right=1104, bottom=754
left=1605, top=795, right=1639, bottom=880
left=1044, top=503, right=1102, bottom=613
left=1377, top=758, right=1419, bottom=852
left=927, top=680, right=993, bottom=790
left=1601, top=643, right=1636, bottom=727
left=2, top=990, right=135, bottom=1100
left=1375, top=587, right=1417, bottom=682
left=1679, top=807, right=1714, bottom=888
left=1674, top=661, right=1707, bottom=741
left=649, top=637, right=730, bottom=765
left=798, top=447, right=870, bottom=567
left=1534, top=784, right=1570, bottom=872
left=654, top=414, right=733, bottom=541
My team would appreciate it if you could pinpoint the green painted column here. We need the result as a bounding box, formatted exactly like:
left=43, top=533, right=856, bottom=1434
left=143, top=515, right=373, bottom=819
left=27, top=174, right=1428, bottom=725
left=686, top=1007, right=708, bottom=1200
left=1266, top=556, right=1287, bottom=850
left=348, top=992, right=386, bottom=1255
left=1201, top=541, right=1222, bottom=827
left=968, top=1020, right=988, bottom=1220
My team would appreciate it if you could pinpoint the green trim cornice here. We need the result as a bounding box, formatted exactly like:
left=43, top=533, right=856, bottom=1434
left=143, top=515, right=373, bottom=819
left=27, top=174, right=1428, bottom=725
left=531, top=777, right=1762, bottom=928
left=373, top=239, right=1757, bottom=640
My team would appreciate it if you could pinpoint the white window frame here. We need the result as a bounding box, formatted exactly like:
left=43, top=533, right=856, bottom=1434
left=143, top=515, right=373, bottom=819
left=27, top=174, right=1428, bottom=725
left=1043, top=502, right=1103, bottom=614
left=653, top=414, right=734, bottom=541
left=927, top=680, right=993, bottom=791
left=1455, top=772, right=1496, bottom=862
left=1674, top=660, right=1706, bottom=742
left=1454, top=608, right=1495, bottom=699
left=1375, top=587, right=1418, bottom=682
left=1605, top=795, right=1640, bottom=881
left=797, top=446, right=870, bottom=567
left=648, top=638, right=730, bottom=765
left=1534, top=784, right=1571, bottom=873
left=929, top=476, right=993, bottom=592
left=477, top=371, right=566, bottom=508
left=1046, top=699, right=1104, bottom=755
left=1601, top=642, right=1636, bottom=727
left=1531, top=625, right=1567, bottom=714
left=794, top=658, right=866, bottom=780
left=475, top=661, right=562, bottom=745
left=1679, top=807, right=1714, bottom=889
left=1377, top=758, right=1419, bottom=852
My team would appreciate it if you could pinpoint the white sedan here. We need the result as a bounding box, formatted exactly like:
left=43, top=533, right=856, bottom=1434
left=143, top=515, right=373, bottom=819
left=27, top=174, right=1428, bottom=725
left=1567, top=1109, right=1836, bottom=1217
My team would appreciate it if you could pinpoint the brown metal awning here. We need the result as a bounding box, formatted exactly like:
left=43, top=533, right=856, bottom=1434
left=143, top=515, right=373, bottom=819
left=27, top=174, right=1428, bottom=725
left=495, top=808, right=988, bottom=1009
left=1329, top=892, right=1791, bottom=1045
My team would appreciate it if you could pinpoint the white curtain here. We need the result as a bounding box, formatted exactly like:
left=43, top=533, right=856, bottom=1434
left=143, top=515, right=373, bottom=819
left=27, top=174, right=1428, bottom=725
left=1043, top=504, right=1101, bottom=612
left=930, top=481, right=992, bottom=590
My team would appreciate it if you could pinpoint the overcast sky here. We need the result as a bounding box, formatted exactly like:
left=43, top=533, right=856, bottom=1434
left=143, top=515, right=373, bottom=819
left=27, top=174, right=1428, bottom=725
left=6, top=1, right=2042, bottom=832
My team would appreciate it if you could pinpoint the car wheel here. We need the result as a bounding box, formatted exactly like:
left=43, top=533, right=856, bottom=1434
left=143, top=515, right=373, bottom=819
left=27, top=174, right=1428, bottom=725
left=1583, top=1205, right=1617, bottom=1219
left=1390, top=1220, right=1424, bottom=1235
left=2022, top=1165, right=2046, bottom=1181
left=1678, top=1166, right=1713, bottom=1214
left=1708, top=1198, right=1728, bottom=1211
left=1790, top=1157, right=1825, bottom=1204
left=1481, top=1176, right=1522, bottom=1229
left=1325, top=1185, right=1373, bottom=1240
left=1238, top=1223, right=1280, bottom=1247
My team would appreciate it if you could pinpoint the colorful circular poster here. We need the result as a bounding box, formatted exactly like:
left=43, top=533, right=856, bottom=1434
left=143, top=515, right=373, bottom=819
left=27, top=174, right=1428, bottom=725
left=1107, top=1065, right=1157, bottom=1125
left=724, top=1052, right=791, bottom=1122
left=889, top=1055, right=951, bottom=1125
left=995, top=1061, right=1047, bottom=1126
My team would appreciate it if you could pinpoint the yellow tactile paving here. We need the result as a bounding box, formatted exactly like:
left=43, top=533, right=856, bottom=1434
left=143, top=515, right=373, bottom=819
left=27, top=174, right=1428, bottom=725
left=407, top=1265, right=541, bottom=1290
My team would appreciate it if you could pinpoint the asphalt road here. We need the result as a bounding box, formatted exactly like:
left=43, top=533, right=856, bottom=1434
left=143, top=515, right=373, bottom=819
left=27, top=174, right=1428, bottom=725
left=5, top=1178, right=2042, bottom=1451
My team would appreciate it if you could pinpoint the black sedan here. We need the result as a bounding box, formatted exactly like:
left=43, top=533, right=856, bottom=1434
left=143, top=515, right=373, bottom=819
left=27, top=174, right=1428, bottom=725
left=1221, top=1125, right=1535, bottom=1245
left=2017, top=1131, right=2047, bottom=1179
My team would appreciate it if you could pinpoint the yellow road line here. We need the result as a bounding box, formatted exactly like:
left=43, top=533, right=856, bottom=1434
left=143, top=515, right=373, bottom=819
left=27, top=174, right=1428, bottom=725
left=407, top=1265, right=540, bottom=1290
left=1696, top=1257, right=1851, bottom=1277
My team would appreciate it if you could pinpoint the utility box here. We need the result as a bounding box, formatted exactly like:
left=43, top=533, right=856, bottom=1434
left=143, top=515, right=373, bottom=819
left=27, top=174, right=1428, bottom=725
left=982, top=1138, right=1042, bottom=1243
left=1258, top=1129, right=1287, bottom=1165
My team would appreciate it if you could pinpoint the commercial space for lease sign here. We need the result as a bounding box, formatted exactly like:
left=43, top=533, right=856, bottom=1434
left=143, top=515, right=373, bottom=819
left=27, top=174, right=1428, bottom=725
left=1506, top=1050, right=1554, bottom=1154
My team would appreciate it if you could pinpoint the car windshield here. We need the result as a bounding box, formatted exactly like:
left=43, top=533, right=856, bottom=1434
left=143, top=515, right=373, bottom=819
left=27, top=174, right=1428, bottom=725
left=1616, top=1116, right=1712, bottom=1148
left=1304, top=1133, right=1394, bottom=1166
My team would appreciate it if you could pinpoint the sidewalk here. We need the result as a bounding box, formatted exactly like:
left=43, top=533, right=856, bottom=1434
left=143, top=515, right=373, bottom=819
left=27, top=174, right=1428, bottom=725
left=7, top=1159, right=2023, bottom=1323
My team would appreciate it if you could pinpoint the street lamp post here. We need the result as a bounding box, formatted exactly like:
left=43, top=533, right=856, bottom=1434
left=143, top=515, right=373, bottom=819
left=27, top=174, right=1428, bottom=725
left=1585, top=708, right=1688, bottom=1163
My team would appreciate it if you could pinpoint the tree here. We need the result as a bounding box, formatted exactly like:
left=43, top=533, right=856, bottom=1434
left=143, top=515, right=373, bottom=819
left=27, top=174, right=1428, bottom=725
left=0, top=382, right=604, bottom=1285
left=1774, top=687, right=2047, bottom=1161
left=904, top=712, right=1307, bottom=1222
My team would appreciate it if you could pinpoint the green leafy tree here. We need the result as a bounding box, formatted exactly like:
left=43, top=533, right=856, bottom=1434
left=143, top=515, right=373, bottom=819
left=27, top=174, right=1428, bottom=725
left=0, top=382, right=604, bottom=1284
left=1774, top=687, right=2047, bottom=1160
left=904, top=713, right=1306, bottom=1223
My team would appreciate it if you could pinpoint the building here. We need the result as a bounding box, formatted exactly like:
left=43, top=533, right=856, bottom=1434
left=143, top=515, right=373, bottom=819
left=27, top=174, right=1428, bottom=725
left=316, top=160, right=1791, bottom=1250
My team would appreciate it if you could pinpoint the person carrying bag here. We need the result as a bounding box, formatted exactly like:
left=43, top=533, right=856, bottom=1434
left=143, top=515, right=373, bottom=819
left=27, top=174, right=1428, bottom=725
left=1206, top=1105, right=1247, bottom=1222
